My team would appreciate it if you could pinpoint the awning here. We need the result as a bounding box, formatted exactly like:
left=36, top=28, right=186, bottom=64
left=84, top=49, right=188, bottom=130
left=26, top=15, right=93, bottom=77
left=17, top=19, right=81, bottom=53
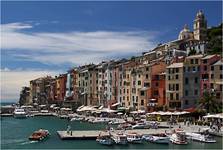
left=111, top=102, right=120, bottom=107
left=203, top=113, right=223, bottom=119
left=98, top=106, right=103, bottom=110
left=140, top=87, right=149, bottom=91
left=60, top=108, right=72, bottom=111
left=50, top=104, right=56, bottom=108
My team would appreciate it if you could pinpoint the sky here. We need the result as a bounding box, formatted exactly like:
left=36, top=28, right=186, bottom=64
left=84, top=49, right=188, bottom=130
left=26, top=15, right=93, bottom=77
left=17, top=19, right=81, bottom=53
left=1, top=1, right=222, bottom=102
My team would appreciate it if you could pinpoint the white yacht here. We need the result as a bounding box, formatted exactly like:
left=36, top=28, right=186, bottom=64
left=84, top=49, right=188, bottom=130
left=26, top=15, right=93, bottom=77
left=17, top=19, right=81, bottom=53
left=168, top=129, right=188, bottom=145
left=126, top=132, right=143, bottom=144
left=13, top=108, right=27, bottom=118
left=111, top=132, right=128, bottom=145
left=186, top=132, right=216, bottom=143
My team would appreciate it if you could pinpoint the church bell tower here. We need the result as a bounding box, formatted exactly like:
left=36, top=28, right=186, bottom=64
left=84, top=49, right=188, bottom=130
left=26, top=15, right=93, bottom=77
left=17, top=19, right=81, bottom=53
left=193, top=10, right=207, bottom=41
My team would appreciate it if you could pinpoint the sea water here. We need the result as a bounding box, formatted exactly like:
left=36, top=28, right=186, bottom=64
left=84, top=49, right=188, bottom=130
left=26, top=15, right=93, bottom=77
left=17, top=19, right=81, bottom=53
left=1, top=116, right=222, bottom=149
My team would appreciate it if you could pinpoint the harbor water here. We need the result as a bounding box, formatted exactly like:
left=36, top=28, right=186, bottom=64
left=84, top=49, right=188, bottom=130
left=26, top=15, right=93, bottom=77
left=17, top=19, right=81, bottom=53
left=1, top=116, right=222, bottom=149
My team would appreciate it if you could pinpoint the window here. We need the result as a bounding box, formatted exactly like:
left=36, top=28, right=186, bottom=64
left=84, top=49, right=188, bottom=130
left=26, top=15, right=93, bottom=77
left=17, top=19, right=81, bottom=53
left=220, top=66, right=223, bottom=70
left=138, top=74, right=141, bottom=78
left=220, top=74, right=223, bottom=79
left=210, top=83, right=214, bottom=89
left=170, top=93, right=173, bottom=100
left=138, top=80, right=141, bottom=85
left=185, top=78, right=189, bottom=84
left=127, top=89, right=129, bottom=94
left=194, top=77, right=198, bottom=84
left=185, top=90, right=188, bottom=96
left=169, top=84, right=171, bottom=90
left=155, top=82, right=159, bottom=87
left=132, top=96, right=134, bottom=101
left=120, top=97, right=122, bottom=101
left=211, top=74, right=214, bottom=79
left=176, top=68, right=179, bottom=73
left=123, top=96, right=125, bottom=100
left=127, top=96, right=129, bottom=101
left=136, top=96, right=138, bottom=102
left=194, top=90, right=198, bottom=95
left=203, top=59, right=207, bottom=64
left=190, top=59, right=194, bottom=64
left=187, top=67, right=190, bottom=72
left=176, top=93, right=179, bottom=100
left=146, top=74, right=149, bottom=79
left=144, top=82, right=150, bottom=87
left=195, top=59, right=198, bottom=64
left=168, top=76, right=170, bottom=80
left=120, top=89, right=122, bottom=94
left=141, top=100, right=144, bottom=106
left=192, top=66, right=196, bottom=72
left=123, top=89, right=125, bottom=93
left=154, top=90, right=158, bottom=96
left=176, top=84, right=179, bottom=91
left=220, top=85, right=222, bottom=91
left=146, top=67, right=149, bottom=71
left=141, top=91, right=145, bottom=96
left=176, top=75, right=178, bottom=79
left=204, top=66, right=207, bottom=71
left=211, top=66, right=214, bottom=71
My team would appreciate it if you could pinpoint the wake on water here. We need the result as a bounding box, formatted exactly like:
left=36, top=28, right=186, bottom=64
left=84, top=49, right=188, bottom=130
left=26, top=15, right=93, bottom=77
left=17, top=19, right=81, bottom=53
left=20, top=140, right=38, bottom=145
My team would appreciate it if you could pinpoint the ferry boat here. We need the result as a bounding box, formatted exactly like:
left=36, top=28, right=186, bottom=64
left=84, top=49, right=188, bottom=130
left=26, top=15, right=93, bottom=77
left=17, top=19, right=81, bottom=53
left=96, top=135, right=114, bottom=146
left=29, top=129, right=50, bottom=141
left=126, top=132, right=143, bottom=144
left=111, top=132, right=128, bottom=145
left=186, top=132, right=216, bottom=143
left=168, top=129, right=188, bottom=145
left=143, top=133, right=169, bottom=144
left=13, top=108, right=27, bottom=118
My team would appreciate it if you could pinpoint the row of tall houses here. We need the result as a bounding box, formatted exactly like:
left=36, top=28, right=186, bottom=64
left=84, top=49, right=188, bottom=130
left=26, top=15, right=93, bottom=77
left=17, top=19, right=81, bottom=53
left=19, top=10, right=223, bottom=111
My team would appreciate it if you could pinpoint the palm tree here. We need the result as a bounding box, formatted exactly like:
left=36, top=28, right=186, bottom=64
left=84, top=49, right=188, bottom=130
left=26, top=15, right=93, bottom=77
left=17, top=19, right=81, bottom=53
left=199, top=91, right=222, bottom=113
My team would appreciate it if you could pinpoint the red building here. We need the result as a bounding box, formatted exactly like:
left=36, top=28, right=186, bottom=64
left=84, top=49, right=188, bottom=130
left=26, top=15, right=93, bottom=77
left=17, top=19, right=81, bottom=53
left=200, top=55, right=220, bottom=97
left=147, top=61, right=167, bottom=111
left=55, top=74, right=67, bottom=103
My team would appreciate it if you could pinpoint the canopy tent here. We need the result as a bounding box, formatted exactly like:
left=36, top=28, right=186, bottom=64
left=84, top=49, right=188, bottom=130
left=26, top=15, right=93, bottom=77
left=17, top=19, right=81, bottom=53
left=76, top=106, right=98, bottom=112
left=111, top=102, right=120, bottom=107
left=147, top=111, right=190, bottom=116
left=60, top=108, right=72, bottom=111
left=203, top=113, right=223, bottom=119
left=130, top=110, right=145, bottom=114
left=50, top=104, right=57, bottom=108
left=21, top=105, right=33, bottom=108
left=100, top=108, right=117, bottom=113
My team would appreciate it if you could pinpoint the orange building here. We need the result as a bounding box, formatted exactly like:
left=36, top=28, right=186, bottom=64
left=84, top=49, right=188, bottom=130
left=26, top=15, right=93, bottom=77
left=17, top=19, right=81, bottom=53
left=147, top=61, right=167, bottom=111
left=55, top=74, right=67, bottom=103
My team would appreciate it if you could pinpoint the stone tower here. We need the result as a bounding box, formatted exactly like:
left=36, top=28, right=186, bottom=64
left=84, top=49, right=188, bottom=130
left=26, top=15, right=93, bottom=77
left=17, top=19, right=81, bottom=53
left=193, top=10, right=207, bottom=41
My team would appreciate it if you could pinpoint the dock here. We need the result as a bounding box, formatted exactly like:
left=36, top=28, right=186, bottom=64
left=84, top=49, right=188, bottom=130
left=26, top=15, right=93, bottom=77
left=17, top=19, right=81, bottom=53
left=57, top=129, right=168, bottom=140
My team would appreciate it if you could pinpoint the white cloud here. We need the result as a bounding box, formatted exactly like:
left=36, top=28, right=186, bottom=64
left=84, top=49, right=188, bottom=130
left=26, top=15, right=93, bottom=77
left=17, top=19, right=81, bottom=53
left=1, top=22, right=157, bottom=65
left=0, top=69, right=59, bottom=101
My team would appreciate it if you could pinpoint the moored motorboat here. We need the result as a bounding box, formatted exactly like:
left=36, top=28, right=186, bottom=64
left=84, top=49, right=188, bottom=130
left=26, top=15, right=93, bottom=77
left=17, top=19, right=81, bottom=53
left=186, top=132, right=216, bottom=143
left=143, top=133, right=169, bottom=144
left=168, top=129, right=188, bottom=145
left=96, top=135, right=114, bottom=146
left=111, top=132, right=128, bottom=145
left=29, top=129, right=50, bottom=141
left=126, top=132, right=143, bottom=144
left=132, top=122, right=147, bottom=129
left=13, top=108, right=27, bottom=118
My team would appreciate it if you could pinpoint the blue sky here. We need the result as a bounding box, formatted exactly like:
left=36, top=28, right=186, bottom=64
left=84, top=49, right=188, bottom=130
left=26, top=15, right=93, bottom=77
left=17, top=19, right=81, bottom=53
left=1, top=1, right=222, bottom=101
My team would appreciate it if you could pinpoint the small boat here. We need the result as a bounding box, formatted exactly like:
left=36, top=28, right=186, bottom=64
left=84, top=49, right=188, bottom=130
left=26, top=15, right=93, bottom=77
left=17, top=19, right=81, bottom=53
left=126, top=132, right=143, bottom=144
left=186, top=132, right=216, bottom=143
left=143, top=133, right=169, bottom=144
left=111, top=132, right=128, bottom=145
left=29, top=129, right=50, bottom=141
left=96, top=135, right=114, bottom=146
left=13, top=108, right=27, bottom=118
left=92, top=118, right=109, bottom=123
left=168, top=129, right=188, bottom=145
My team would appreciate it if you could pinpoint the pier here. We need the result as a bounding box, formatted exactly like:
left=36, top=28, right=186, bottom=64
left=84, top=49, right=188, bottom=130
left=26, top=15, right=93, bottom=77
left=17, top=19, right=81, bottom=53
left=57, top=129, right=168, bottom=140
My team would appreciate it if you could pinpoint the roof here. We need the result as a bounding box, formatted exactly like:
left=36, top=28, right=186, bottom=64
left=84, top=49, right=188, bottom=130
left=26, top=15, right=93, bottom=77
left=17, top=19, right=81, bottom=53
left=201, top=55, right=216, bottom=60
left=186, top=54, right=203, bottom=59
left=167, top=63, right=184, bottom=68
left=213, top=60, right=223, bottom=66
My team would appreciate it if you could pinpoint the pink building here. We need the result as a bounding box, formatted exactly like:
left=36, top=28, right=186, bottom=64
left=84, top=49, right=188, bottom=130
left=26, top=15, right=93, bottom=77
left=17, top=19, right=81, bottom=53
left=200, top=55, right=220, bottom=97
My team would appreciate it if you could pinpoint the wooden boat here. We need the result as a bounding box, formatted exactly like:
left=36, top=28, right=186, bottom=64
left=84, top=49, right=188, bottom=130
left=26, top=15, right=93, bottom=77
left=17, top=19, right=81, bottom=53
left=143, top=133, right=169, bottom=144
left=29, top=129, right=50, bottom=141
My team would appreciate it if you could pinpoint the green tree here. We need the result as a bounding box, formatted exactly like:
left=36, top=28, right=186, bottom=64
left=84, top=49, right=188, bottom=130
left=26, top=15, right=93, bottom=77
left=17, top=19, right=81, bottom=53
left=199, top=91, right=222, bottom=113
